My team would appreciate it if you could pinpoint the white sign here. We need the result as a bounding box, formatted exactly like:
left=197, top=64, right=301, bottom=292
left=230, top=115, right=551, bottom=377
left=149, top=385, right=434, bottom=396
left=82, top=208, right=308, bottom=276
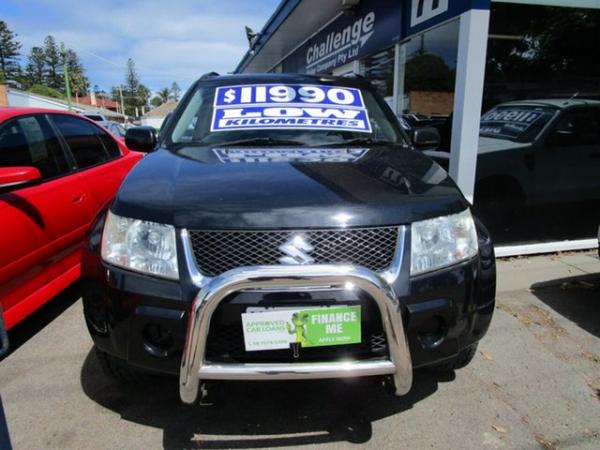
left=410, top=0, right=449, bottom=27
left=305, top=11, right=375, bottom=72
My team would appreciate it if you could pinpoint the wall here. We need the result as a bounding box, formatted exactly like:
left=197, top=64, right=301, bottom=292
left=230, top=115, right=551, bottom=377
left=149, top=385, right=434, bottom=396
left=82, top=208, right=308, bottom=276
left=7, top=89, right=71, bottom=111
left=408, top=91, right=454, bottom=115
left=0, top=85, right=8, bottom=107
left=140, top=117, right=164, bottom=130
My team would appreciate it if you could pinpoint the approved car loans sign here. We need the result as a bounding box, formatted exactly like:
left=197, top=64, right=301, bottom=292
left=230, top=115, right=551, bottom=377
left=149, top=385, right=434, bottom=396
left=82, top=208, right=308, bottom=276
left=241, top=305, right=361, bottom=351
left=211, top=84, right=371, bottom=133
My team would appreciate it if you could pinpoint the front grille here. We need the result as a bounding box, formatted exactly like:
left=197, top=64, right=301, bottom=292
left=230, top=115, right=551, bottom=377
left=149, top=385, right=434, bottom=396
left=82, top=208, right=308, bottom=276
left=188, top=227, right=399, bottom=277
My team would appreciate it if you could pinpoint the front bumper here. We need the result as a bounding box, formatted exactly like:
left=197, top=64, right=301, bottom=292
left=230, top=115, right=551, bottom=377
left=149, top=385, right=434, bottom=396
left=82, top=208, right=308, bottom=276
left=83, top=214, right=496, bottom=403
left=180, top=264, right=412, bottom=404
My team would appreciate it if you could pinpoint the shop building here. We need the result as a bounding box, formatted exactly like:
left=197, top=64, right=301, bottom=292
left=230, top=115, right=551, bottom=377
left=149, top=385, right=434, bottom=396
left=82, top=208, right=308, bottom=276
left=235, top=0, right=600, bottom=255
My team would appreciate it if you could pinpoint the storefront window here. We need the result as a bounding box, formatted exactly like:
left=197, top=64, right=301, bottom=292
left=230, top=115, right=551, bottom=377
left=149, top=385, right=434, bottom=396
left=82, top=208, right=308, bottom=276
left=475, top=2, right=600, bottom=245
left=362, top=47, right=395, bottom=108
left=394, top=20, right=459, bottom=149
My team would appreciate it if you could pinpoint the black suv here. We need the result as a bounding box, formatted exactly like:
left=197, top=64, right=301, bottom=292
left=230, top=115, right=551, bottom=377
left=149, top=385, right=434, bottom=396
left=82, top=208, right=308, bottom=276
left=82, top=73, right=496, bottom=403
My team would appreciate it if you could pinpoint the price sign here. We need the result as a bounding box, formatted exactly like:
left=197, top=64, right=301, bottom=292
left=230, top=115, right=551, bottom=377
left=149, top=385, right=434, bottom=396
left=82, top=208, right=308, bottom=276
left=211, top=84, right=371, bottom=133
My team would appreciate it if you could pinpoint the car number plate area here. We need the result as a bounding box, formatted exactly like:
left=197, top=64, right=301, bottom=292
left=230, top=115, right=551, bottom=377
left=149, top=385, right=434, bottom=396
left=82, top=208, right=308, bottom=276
left=241, top=305, right=361, bottom=352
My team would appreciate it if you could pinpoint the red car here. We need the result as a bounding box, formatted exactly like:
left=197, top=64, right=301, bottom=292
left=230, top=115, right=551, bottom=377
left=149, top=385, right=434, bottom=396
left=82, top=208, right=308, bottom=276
left=0, top=107, right=143, bottom=329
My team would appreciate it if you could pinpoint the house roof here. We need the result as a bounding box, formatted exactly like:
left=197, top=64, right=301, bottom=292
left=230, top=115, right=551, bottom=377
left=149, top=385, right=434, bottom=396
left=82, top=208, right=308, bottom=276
left=7, top=88, right=126, bottom=119
left=144, top=101, right=178, bottom=118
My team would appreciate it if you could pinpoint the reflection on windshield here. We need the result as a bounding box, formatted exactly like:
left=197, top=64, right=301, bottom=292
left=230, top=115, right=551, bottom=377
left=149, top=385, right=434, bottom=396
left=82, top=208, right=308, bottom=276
left=212, top=147, right=369, bottom=163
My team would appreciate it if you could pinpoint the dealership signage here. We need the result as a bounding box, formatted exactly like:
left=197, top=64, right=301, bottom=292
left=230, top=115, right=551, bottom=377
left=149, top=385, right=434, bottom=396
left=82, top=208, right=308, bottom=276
left=404, top=0, right=490, bottom=35
left=284, top=0, right=402, bottom=74
left=282, top=0, right=489, bottom=74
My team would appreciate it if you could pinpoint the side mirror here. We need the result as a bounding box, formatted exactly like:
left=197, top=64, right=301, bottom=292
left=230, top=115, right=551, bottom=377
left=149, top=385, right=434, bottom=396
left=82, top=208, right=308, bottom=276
left=125, top=126, right=157, bottom=153
left=411, top=127, right=440, bottom=151
left=0, top=166, right=42, bottom=191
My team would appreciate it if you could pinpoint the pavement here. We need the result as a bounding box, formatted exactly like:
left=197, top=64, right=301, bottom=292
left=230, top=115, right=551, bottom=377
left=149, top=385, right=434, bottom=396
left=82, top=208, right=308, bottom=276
left=1, top=251, right=599, bottom=449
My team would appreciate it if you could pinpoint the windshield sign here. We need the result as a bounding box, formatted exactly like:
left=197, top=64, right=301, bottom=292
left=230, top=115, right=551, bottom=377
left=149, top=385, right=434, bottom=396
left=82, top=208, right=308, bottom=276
left=211, top=84, right=371, bottom=133
left=480, top=108, right=549, bottom=140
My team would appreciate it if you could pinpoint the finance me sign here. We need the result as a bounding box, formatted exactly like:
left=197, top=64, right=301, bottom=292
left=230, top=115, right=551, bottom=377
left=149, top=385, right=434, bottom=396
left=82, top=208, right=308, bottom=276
left=241, top=306, right=362, bottom=351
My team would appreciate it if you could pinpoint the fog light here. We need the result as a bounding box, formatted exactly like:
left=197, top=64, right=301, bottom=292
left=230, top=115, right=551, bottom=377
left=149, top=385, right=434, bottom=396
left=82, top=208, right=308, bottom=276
left=417, top=316, right=446, bottom=349
left=142, top=323, right=174, bottom=358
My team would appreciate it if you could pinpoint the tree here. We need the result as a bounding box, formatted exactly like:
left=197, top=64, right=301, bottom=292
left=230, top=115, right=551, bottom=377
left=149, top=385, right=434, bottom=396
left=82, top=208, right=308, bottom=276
left=43, top=35, right=62, bottom=89
left=405, top=53, right=454, bottom=92
left=157, top=87, right=170, bottom=104
left=150, top=96, right=162, bottom=108
left=170, top=81, right=181, bottom=102
left=24, top=46, right=45, bottom=87
left=120, top=58, right=150, bottom=116
left=62, top=47, right=89, bottom=97
left=123, top=58, right=140, bottom=116
left=137, top=83, right=151, bottom=111
left=69, top=71, right=88, bottom=98
left=0, top=21, right=21, bottom=81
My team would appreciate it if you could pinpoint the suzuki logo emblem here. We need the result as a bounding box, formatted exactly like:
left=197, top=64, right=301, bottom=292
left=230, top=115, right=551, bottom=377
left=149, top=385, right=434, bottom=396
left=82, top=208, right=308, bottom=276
left=278, top=235, right=315, bottom=265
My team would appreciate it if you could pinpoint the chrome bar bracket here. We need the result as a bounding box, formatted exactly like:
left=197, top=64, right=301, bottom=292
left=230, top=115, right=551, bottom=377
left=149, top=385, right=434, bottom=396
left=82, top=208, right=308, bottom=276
left=179, top=265, right=412, bottom=404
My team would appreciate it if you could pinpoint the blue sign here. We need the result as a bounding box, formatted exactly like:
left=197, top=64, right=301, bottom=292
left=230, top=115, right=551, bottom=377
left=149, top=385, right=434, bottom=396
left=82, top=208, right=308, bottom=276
left=211, top=84, right=371, bottom=133
left=283, top=0, right=403, bottom=74
left=404, top=0, right=490, bottom=36
left=280, top=0, right=489, bottom=74
left=480, top=108, right=546, bottom=140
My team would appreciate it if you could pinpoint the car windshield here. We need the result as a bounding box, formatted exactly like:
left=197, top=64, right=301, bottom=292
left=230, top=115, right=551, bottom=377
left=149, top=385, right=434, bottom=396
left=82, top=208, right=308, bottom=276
left=111, top=123, right=126, bottom=137
left=166, top=82, right=407, bottom=148
left=480, top=105, right=556, bottom=142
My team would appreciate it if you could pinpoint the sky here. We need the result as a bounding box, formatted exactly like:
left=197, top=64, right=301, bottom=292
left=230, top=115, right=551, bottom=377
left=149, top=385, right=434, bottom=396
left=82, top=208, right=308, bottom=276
left=1, top=0, right=279, bottom=95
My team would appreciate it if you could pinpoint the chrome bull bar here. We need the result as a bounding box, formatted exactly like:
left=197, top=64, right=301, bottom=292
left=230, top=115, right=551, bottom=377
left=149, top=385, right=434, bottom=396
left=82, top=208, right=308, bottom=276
left=179, top=264, right=413, bottom=404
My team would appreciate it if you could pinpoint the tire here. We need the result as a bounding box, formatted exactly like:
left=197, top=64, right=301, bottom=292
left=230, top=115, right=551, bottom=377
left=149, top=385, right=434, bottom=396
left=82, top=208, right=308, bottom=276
left=95, top=347, right=142, bottom=383
left=432, top=343, right=478, bottom=372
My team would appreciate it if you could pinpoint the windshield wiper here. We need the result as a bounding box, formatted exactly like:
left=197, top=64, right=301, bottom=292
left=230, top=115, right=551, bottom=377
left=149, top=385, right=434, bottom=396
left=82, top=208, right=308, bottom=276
left=310, top=138, right=399, bottom=147
left=210, top=137, right=305, bottom=147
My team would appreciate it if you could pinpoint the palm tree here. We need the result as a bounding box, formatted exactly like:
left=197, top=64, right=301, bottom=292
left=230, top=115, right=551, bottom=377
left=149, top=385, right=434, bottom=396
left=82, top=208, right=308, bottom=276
left=158, top=87, right=170, bottom=104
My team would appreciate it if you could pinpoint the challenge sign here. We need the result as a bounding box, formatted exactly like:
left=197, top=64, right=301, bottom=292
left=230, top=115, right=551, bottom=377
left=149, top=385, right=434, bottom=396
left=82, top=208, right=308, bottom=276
left=241, top=306, right=361, bottom=351
left=211, top=84, right=371, bottom=133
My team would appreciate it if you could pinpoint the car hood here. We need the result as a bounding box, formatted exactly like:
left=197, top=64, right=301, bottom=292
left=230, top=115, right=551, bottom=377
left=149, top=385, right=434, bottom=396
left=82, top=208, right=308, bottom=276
left=113, top=146, right=468, bottom=229
left=478, top=136, right=531, bottom=154
left=425, top=137, right=532, bottom=161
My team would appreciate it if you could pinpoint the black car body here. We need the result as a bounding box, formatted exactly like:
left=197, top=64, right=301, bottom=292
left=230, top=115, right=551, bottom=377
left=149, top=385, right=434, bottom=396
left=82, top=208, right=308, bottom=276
left=82, top=74, right=495, bottom=403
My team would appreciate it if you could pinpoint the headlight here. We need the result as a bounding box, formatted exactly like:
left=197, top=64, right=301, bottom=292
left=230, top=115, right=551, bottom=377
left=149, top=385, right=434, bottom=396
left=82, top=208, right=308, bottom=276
left=411, top=209, right=478, bottom=276
left=101, top=211, right=179, bottom=280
